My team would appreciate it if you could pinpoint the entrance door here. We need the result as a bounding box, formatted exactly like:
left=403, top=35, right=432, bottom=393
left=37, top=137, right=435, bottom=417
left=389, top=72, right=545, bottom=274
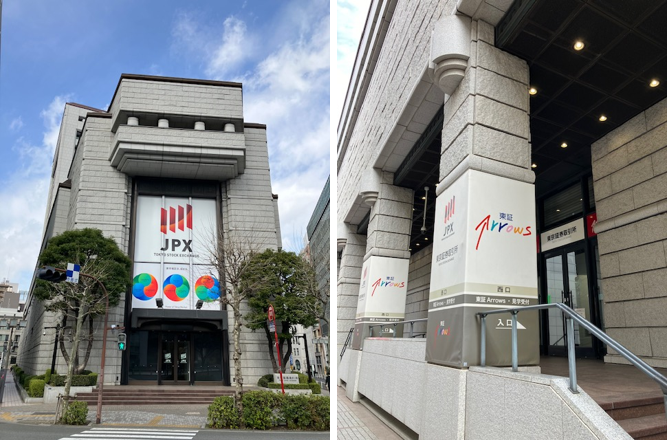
left=159, top=333, right=191, bottom=384
left=542, top=244, right=595, bottom=357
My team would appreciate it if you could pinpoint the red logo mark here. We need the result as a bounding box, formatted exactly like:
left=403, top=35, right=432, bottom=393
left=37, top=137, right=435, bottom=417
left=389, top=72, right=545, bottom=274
left=161, top=204, right=192, bottom=234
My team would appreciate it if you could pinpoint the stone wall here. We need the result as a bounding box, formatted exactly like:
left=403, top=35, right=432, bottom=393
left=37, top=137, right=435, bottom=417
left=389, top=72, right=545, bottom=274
left=337, top=0, right=455, bottom=225
left=591, top=98, right=667, bottom=368
left=405, top=245, right=432, bottom=336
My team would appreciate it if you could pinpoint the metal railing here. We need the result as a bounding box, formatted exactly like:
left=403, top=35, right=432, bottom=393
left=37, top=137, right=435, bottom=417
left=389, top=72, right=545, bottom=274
left=339, top=328, right=354, bottom=360
left=478, top=303, right=667, bottom=420
left=369, top=318, right=428, bottom=338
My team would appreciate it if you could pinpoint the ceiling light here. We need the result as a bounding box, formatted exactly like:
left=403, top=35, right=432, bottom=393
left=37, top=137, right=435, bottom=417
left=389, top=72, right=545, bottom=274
left=650, top=79, right=660, bottom=88
left=561, top=142, right=568, bottom=148
left=556, top=209, right=561, bottom=212
left=599, top=115, right=607, bottom=122
left=531, top=163, right=537, bottom=168
left=573, top=41, right=584, bottom=51
left=529, top=87, right=537, bottom=95
left=421, top=196, right=426, bottom=200
left=425, top=237, right=429, bottom=241
left=416, top=243, right=420, bottom=246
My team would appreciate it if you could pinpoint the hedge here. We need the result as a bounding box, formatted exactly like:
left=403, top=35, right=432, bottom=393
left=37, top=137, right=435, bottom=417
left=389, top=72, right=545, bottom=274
left=29, top=380, right=45, bottom=398
left=207, top=390, right=329, bottom=431
left=268, top=383, right=310, bottom=390
left=242, top=391, right=283, bottom=430
left=257, top=374, right=274, bottom=388
left=51, top=373, right=98, bottom=387
left=207, top=396, right=241, bottom=429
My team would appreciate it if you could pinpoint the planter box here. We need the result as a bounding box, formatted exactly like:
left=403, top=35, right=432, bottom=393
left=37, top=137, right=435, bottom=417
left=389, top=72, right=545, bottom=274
left=268, top=388, right=312, bottom=395
left=44, top=385, right=94, bottom=404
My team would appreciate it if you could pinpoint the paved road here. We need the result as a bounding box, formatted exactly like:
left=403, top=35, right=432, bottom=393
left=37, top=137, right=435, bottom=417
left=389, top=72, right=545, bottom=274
left=0, top=424, right=328, bottom=439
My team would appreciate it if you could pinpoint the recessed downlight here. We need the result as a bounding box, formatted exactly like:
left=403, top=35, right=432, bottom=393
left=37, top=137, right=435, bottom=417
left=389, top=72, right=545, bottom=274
left=599, top=115, right=608, bottom=122
left=556, top=209, right=561, bottom=212
left=529, top=87, right=537, bottom=95
left=425, top=237, right=429, bottom=241
left=650, top=79, right=660, bottom=88
left=531, top=163, right=537, bottom=168
left=561, top=142, right=568, bottom=148
left=574, top=41, right=585, bottom=51
left=416, top=243, right=420, bottom=246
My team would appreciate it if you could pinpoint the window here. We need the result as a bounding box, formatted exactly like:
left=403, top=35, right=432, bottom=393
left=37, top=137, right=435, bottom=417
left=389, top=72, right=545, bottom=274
left=294, top=347, right=299, bottom=356
left=543, top=183, right=583, bottom=228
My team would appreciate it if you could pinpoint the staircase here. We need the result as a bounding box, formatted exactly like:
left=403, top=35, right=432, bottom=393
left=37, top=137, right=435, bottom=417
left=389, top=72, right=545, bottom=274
left=74, top=387, right=234, bottom=405
left=601, top=395, right=667, bottom=439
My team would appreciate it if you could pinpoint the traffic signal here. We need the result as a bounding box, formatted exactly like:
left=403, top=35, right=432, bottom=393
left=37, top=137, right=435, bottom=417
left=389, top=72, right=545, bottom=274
left=37, top=266, right=67, bottom=283
left=117, top=333, right=127, bottom=351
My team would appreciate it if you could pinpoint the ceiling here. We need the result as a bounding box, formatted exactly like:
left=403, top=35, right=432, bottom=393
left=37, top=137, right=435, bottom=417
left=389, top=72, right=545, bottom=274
left=498, top=0, right=667, bottom=198
left=394, top=0, right=667, bottom=252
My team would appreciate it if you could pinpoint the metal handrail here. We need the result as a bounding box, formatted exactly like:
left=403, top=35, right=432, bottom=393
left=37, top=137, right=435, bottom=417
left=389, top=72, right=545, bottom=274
left=477, top=303, right=667, bottom=421
left=340, top=328, right=354, bottom=360
left=368, top=318, right=427, bottom=338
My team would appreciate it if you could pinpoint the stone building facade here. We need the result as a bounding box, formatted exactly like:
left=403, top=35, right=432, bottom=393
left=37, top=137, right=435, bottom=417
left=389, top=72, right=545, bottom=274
left=19, top=74, right=281, bottom=386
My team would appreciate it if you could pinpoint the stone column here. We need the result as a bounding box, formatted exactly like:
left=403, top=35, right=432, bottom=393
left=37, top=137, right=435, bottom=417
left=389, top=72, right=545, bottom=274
left=336, top=224, right=366, bottom=356
left=425, top=16, right=539, bottom=369
left=351, top=169, right=413, bottom=350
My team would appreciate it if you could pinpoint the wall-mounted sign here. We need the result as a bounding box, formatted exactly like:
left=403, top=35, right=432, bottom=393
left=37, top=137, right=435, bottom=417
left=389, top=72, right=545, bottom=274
left=351, top=255, right=409, bottom=350
left=540, top=218, right=585, bottom=253
left=427, top=170, right=539, bottom=368
left=132, top=195, right=220, bottom=311
left=586, top=213, right=597, bottom=237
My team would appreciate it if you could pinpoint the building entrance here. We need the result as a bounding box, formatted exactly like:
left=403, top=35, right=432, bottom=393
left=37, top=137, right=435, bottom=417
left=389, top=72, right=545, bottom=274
left=159, top=333, right=190, bottom=384
left=128, top=329, right=227, bottom=385
left=542, top=243, right=596, bottom=358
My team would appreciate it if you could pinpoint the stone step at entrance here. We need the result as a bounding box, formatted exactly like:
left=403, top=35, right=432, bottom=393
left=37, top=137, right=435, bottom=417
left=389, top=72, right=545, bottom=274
left=74, top=387, right=234, bottom=405
left=602, top=396, right=667, bottom=440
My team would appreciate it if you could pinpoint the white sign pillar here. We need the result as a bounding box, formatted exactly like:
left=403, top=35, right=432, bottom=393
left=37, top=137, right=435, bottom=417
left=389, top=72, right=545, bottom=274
left=426, top=170, right=539, bottom=367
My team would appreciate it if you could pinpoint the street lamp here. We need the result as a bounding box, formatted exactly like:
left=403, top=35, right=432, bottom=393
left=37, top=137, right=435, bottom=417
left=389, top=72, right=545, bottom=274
left=290, top=326, right=312, bottom=383
left=43, top=324, right=64, bottom=375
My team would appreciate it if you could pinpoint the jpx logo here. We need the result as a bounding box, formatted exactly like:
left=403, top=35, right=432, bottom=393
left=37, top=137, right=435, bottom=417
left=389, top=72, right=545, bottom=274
left=161, top=204, right=192, bottom=234
left=160, top=239, right=193, bottom=252
left=443, top=196, right=455, bottom=224
left=160, top=204, right=193, bottom=253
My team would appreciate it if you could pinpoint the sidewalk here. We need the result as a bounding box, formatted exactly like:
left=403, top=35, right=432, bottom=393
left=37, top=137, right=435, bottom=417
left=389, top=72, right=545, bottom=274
left=0, top=372, right=329, bottom=428
left=337, top=386, right=401, bottom=440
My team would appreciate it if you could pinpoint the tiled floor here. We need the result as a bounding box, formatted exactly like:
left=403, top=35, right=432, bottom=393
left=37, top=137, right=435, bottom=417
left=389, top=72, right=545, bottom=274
left=0, top=370, right=26, bottom=407
left=337, top=386, right=401, bottom=440
left=539, top=356, right=667, bottom=405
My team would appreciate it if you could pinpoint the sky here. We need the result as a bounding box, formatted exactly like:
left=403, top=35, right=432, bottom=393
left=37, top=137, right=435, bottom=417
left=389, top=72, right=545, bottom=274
left=334, top=0, right=370, bottom=131
left=0, top=0, right=330, bottom=292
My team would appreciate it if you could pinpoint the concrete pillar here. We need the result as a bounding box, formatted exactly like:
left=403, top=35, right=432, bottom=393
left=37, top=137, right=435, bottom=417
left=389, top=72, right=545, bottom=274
left=337, top=225, right=366, bottom=355
left=425, top=19, right=539, bottom=368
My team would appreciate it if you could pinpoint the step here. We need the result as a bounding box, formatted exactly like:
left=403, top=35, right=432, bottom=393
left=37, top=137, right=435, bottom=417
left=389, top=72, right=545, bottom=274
left=617, top=414, right=667, bottom=440
left=600, top=396, right=665, bottom=421
left=75, top=399, right=216, bottom=405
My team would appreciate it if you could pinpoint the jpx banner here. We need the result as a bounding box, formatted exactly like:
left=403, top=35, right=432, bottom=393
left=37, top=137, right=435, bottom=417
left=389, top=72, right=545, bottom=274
left=426, top=170, right=539, bottom=368
left=351, top=256, right=409, bottom=350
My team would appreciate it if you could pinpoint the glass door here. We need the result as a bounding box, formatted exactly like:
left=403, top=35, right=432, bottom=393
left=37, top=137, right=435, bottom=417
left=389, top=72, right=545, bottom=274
left=543, top=244, right=595, bottom=357
left=159, top=333, right=191, bottom=384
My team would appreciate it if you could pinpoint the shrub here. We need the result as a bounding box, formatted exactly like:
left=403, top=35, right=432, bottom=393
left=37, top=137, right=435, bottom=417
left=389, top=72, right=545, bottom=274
left=282, top=394, right=312, bottom=429
left=242, top=391, right=283, bottom=430
left=45, top=369, right=52, bottom=385
left=23, top=375, right=35, bottom=389
left=207, top=396, right=240, bottom=429
left=308, top=382, right=321, bottom=394
left=29, top=380, right=45, bottom=398
left=308, top=396, right=330, bottom=431
left=267, top=383, right=310, bottom=390
left=61, top=401, right=88, bottom=425
left=257, top=373, right=274, bottom=388
left=296, top=373, right=309, bottom=384
left=52, top=374, right=98, bottom=387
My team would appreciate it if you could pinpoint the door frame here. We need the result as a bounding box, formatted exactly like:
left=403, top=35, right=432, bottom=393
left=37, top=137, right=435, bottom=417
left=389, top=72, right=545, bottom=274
left=157, top=332, right=194, bottom=385
left=540, top=241, right=600, bottom=358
